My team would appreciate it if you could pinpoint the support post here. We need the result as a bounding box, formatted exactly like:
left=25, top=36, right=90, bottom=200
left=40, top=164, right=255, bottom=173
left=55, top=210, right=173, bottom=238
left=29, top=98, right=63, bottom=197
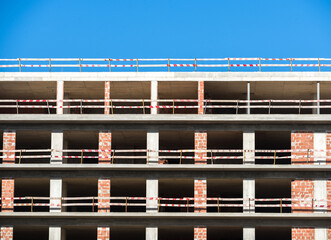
left=247, top=82, right=250, bottom=114
left=151, top=81, right=158, bottom=115
left=146, top=226, right=158, bottom=240
left=316, top=82, right=320, bottom=115
left=57, top=81, right=64, bottom=115
left=243, top=227, right=255, bottom=240
left=104, top=81, right=111, bottom=115
left=146, top=129, right=159, bottom=212
left=49, top=226, right=62, bottom=240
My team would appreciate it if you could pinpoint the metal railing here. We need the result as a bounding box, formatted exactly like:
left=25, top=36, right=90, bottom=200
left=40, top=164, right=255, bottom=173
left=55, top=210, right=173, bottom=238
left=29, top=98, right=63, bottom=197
left=0, top=99, right=330, bottom=114
left=0, top=149, right=330, bottom=165
left=0, top=58, right=330, bottom=72
left=1, top=196, right=330, bottom=213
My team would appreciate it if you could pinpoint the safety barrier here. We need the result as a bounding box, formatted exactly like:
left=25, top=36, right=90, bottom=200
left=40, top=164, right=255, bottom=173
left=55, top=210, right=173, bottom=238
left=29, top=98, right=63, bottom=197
left=0, top=99, right=330, bottom=114
left=0, top=58, right=330, bottom=72
left=1, top=196, right=330, bottom=213
left=0, top=149, right=330, bottom=164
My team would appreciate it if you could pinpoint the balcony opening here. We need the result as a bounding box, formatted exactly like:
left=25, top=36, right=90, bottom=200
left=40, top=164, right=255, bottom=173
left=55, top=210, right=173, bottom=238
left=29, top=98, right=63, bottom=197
left=158, top=81, right=197, bottom=114
left=320, top=82, right=331, bottom=114
left=63, top=130, right=98, bottom=164
left=159, top=178, right=193, bottom=212
left=256, top=227, right=291, bottom=240
left=64, top=226, right=97, bottom=240
left=159, top=227, right=193, bottom=240
left=207, top=179, right=243, bottom=213
left=159, top=131, right=194, bottom=164
left=205, top=82, right=247, bottom=114
left=111, top=178, right=146, bottom=212
left=207, top=131, right=243, bottom=164
left=208, top=226, right=243, bottom=240
left=0, top=81, right=56, bottom=114
left=251, top=82, right=316, bottom=114
left=63, top=178, right=97, bottom=212
left=111, top=226, right=145, bottom=240
left=14, top=226, right=48, bottom=240
left=14, top=178, right=50, bottom=212
left=112, top=131, right=147, bottom=164
left=255, top=179, right=291, bottom=213
left=255, top=131, right=291, bottom=165
left=16, top=130, right=51, bottom=164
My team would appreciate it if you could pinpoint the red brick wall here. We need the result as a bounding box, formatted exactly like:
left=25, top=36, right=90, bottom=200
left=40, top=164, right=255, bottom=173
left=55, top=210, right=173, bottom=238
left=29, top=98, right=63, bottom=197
left=97, top=131, right=111, bottom=240
left=194, top=226, right=207, bottom=240
left=195, top=131, right=207, bottom=164
left=97, top=227, right=110, bottom=240
left=1, top=227, right=13, bottom=240
left=194, top=131, right=207, bottom=216
left=292, top=228, right=314, bottom=240
left=2, top=131, right=16, bottom=214
left=328, top=228, right=331, bottom=240
left=104, top=81, right=110, bottom=115
left=198, top=81, right=204, bottom=115
left=291, top=131, right=314, bottom=164
left=291, top=180, right=314, bottom=212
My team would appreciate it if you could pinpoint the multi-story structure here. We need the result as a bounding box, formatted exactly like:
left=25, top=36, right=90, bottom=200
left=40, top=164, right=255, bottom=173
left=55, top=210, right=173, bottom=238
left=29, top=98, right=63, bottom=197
left=0, top=58, right=330, bottom=240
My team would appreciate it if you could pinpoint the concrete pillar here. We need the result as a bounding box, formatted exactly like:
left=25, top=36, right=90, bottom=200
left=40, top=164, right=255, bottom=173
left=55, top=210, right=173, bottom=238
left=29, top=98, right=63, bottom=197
left=314, top=131, right=327, bottom=213
left=247, top=82, right=250, bottom=114
left=316, top=82, right=320, bottom=115
left=243, top=227, right=255, bottom=240
left=243, top=179, right=255, bottom=213
left=0, top=227, right=13, bottom=240
left=104, top=81, right=111, bottom=114
left=151, top=80, right=158, bottom=115
left=315, top=228, right=327, bottom=240
left=146, top=226, right=158, bottom=240
left=49, top=226, right=61, bottom=240
left=57, top=81, right=64, bottom=114
left=243, top=130, right=254, bottom=165
left=198, top=81, right=204, bottom=115
left=50, top=131, right=64, bottom=212
left=146, top=129, right=159, bottom=213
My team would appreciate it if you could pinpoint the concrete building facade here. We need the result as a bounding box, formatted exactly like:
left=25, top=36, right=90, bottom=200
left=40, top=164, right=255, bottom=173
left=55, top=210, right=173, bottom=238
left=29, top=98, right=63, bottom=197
left=0, top=71, right=330, bottom=240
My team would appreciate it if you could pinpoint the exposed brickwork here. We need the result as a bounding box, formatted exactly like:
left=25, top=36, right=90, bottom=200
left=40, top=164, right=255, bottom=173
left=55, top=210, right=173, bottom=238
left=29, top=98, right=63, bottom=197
left=194, top=226, right=207, bottom=240
left=194, top=179, right=207, bottom=213
left=97, top=227, right=110, bottom=240
left=291, top=180, right=314, bottom=213
left=291, top=131, right=314, bottom=164
left=326, top=132, right=331, bottom=165
left=195, top=131, right=207, bottom=164
left=2, top=131, right=15, bottom=213
left=292, top=228, right=314, bottom=240
left=104, top=81, right=111, bottom=115
left=328, top=181, right=331, bottom=211
left=198, top=81, right=204, bottom=115
left=2, top=131, right=16, bottom=164
left=328, top=228, right=331, bottom=240
left=98, top=131, right=111, bottom=240
left=0, top=227, right=13, bottom=240
left=99, top=131, right=112, bottom=164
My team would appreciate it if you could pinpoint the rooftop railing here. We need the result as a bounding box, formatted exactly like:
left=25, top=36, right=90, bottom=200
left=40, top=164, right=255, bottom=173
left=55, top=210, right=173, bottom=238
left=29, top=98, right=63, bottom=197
left=0, top=58, right=331, bottom=72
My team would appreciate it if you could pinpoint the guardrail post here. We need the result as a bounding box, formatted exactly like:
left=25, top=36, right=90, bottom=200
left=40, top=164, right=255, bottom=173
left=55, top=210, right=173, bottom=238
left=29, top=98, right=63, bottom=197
left=227, top=58, right=230, bottom=72
left=49, top=58, right=51, bottom=72
left=19, top=58, right=21, bottom=72
left=79, top=58, right=82, bottom=72
left=136, top=58, right=139, bottom=72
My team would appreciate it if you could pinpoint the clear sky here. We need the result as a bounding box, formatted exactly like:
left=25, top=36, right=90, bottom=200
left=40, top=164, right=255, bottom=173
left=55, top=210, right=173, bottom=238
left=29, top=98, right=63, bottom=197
left=0, top=0, right=331, bottom=58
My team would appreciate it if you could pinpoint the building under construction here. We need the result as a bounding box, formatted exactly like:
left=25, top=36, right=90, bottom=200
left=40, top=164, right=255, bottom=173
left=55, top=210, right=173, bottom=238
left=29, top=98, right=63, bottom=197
left=0, top=58, right=330, bottom=240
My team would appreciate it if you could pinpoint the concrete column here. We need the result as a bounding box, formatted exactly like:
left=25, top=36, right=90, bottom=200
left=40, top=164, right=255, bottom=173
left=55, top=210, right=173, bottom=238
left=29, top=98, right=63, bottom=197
left=51, top=131, right=63, bottom=164
left=316, top=82, right=320, bottom=115
left=315, top=228, right=327, bottom=240
left=151, top=80, right=158, bottom=115
left=314, top=131, right=327, bottom=213
left=243, top=227, right=255, bottom=240
left=243, top=179, right=255, bottom=213
left=50, top=178, right=62, bottom=212
left=146, top=226, right=158, bottom=240
left=146, top=129, right=159, bottom=212
left=49, top=226, right=61, bottom=240
left=104, top=81, right=111, bottom=114
left=243, top=130, right=255, bottom=165
left=57, top=81, right=64, bottom=115
left=247, top=82, right=250, bottom=114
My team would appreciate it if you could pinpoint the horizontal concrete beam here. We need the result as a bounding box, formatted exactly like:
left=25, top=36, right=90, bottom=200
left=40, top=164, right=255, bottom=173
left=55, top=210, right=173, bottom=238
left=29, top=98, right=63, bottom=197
left=0, top=165, right=330, bottom=179
left=0, top=213, right=330, bottom=227
left=1, top=72, right=331, bottom=82
left=1, top=114, right=331, bottom=125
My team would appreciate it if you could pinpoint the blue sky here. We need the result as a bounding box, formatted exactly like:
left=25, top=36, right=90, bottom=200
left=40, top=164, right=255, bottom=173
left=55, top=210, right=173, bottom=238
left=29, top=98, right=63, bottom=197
left=0, top=0, right=331, bottom=58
